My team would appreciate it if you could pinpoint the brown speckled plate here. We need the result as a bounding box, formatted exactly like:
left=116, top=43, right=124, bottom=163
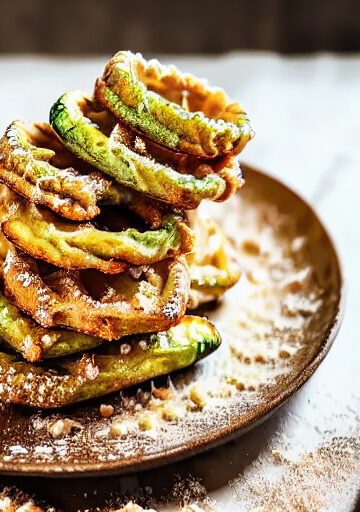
left=0, top=164, right=344, bottom=477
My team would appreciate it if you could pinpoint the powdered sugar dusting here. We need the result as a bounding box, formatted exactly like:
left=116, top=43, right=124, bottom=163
left=0, top=176, right=340, bottom=482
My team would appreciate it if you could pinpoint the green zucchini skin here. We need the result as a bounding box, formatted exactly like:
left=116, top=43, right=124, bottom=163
left=0, top=316, right=221, bottom=408
left=0, top=290, right=103, bottom=362
left=95, top=51, right=253, bottom=158
left=50, top=91, right=227, bottom=209
left=0, top=186, right=194, bottom=273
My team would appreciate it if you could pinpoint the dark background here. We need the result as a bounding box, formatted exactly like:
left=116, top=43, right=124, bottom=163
left=0, top=0, right=359, bottom=55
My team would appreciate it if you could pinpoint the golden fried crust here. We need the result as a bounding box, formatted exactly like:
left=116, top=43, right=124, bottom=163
left=0, top=164, right=97, bottom=220
left=3, top=248, right=189, bottom=340
left=131, top=53, right=232, bottom=118
left=98, top=51, right=253, bottom=158
left=0, top=121, right=123, bottom=221
left=212, top=154, right=245, bottom=202
left=0, top=185, right=194, bottom=273
left=104, top=121, right=245, bottom=205
left=187, top=214, right=241, bottom=308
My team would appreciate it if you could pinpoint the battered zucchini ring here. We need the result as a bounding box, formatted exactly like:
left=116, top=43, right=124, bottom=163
left=50, top=91, right=232, bottom=209
left=0, top=289, right=103, bottom=362
left=0, top=186, right=194, bottom=273
left=3, top=248, right=189, bottom=340
left=0, top=315, right=221, bottom=408
left=0, top=120, right=127, bottom=221
left=107, top=120, right=246, bottom=203
left=95, top=51, right=253, bottom=158
left=187, top=215, right=241, bottom=309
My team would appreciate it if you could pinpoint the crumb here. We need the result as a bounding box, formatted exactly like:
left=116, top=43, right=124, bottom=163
left=110, top=420, right=128, bottom=438
left=161, top=405, right=184, bottom=422
left=152, top=387, right=174, bottom=401
left=189, top=385, right=206, bottom=410
left=100, top=404, right=114, bottom=418
left=138, top=415, right=154, bottom=431
left=242, top=239, right=260, bottom=255
left=271, top=449, right=282, bottom=463
left=47, top=418, right=81, bottom=438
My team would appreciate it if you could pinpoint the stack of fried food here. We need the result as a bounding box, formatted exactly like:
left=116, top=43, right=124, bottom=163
left=0, top=51, right=252, bottom=408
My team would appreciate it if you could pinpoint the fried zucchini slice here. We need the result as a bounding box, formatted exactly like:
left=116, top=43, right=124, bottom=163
left=0, top=289, right=103, bottom=362
left=50, top=91, right=230, bottom=208
left=95, top=51, right=253, bottom=158
left=187, top=215, right=241, bottom=308
left=0, top=186, right=194, bottom=273
left=107, top=120, right=246, bottom=204
left=3, top=248, right=189, bottom=340
left=0, top=120, right=126, bottom=221
left=0, top=315, right=221, bottom=408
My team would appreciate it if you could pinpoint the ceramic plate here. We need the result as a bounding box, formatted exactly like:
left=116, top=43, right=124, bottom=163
left=0, top=164, right=344, bottom=476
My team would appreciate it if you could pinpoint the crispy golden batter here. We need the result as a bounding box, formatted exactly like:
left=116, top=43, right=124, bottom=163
left=50, top=92, right=233, bottom=209
left=96, top=51, right=253, bottom=158
left=0, top=315, right=220, bottom=408
left=0, top=121, right=126, bottom=221
left=3, top=247, right=189, bottom=340
left=187, top=214, right=241, bottom=308
left=112, top=121, right=245, bottom=204
left=0, top=285, right=103, bottom=362
left=0, top=185, right=194, bottom=273
left=0, top=51, right=251, bottom=410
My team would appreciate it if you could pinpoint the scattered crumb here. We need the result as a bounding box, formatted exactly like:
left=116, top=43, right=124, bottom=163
left=189, top=385, right=206, bottom=410
left=100, top=404, right=115, bottom=418
left=152, top=387, right=174, bottom=401
left=229, top=436, right=360, bottom=512
left=161, top=404, right=184, bottom=422
left=47, top=418, right=81, bottom=439
left=165, top=475, right=209, bottom=507
left=271, top=449, right=282, bottom=463
left=241, top=239, right=260, bottom=255
left=110, top=420, right=129, bottom=438
left=138, top=414, right=154, bottom=431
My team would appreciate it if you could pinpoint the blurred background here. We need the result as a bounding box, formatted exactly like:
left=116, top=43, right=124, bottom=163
left=0, top=0, right=359, bottom=55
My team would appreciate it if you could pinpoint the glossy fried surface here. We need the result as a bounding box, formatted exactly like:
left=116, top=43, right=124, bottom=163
left=0, top=315, right=220, bottom=408
left=96, top=51, right=253, bottom=158
left=0, top=121, right=126, bottom=221
left=50, top=92, right=232, bottom=208
left=3, top=248, right=189, bottom=340
left=0, top=288, right=103, bottom=362
left=0, top=185, right=194, bottom=273
left=0, top=50, right=252, bottom=410
left=111, top=121, right=246, bottom=204
left=187, top=214, right=241, bottom=308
